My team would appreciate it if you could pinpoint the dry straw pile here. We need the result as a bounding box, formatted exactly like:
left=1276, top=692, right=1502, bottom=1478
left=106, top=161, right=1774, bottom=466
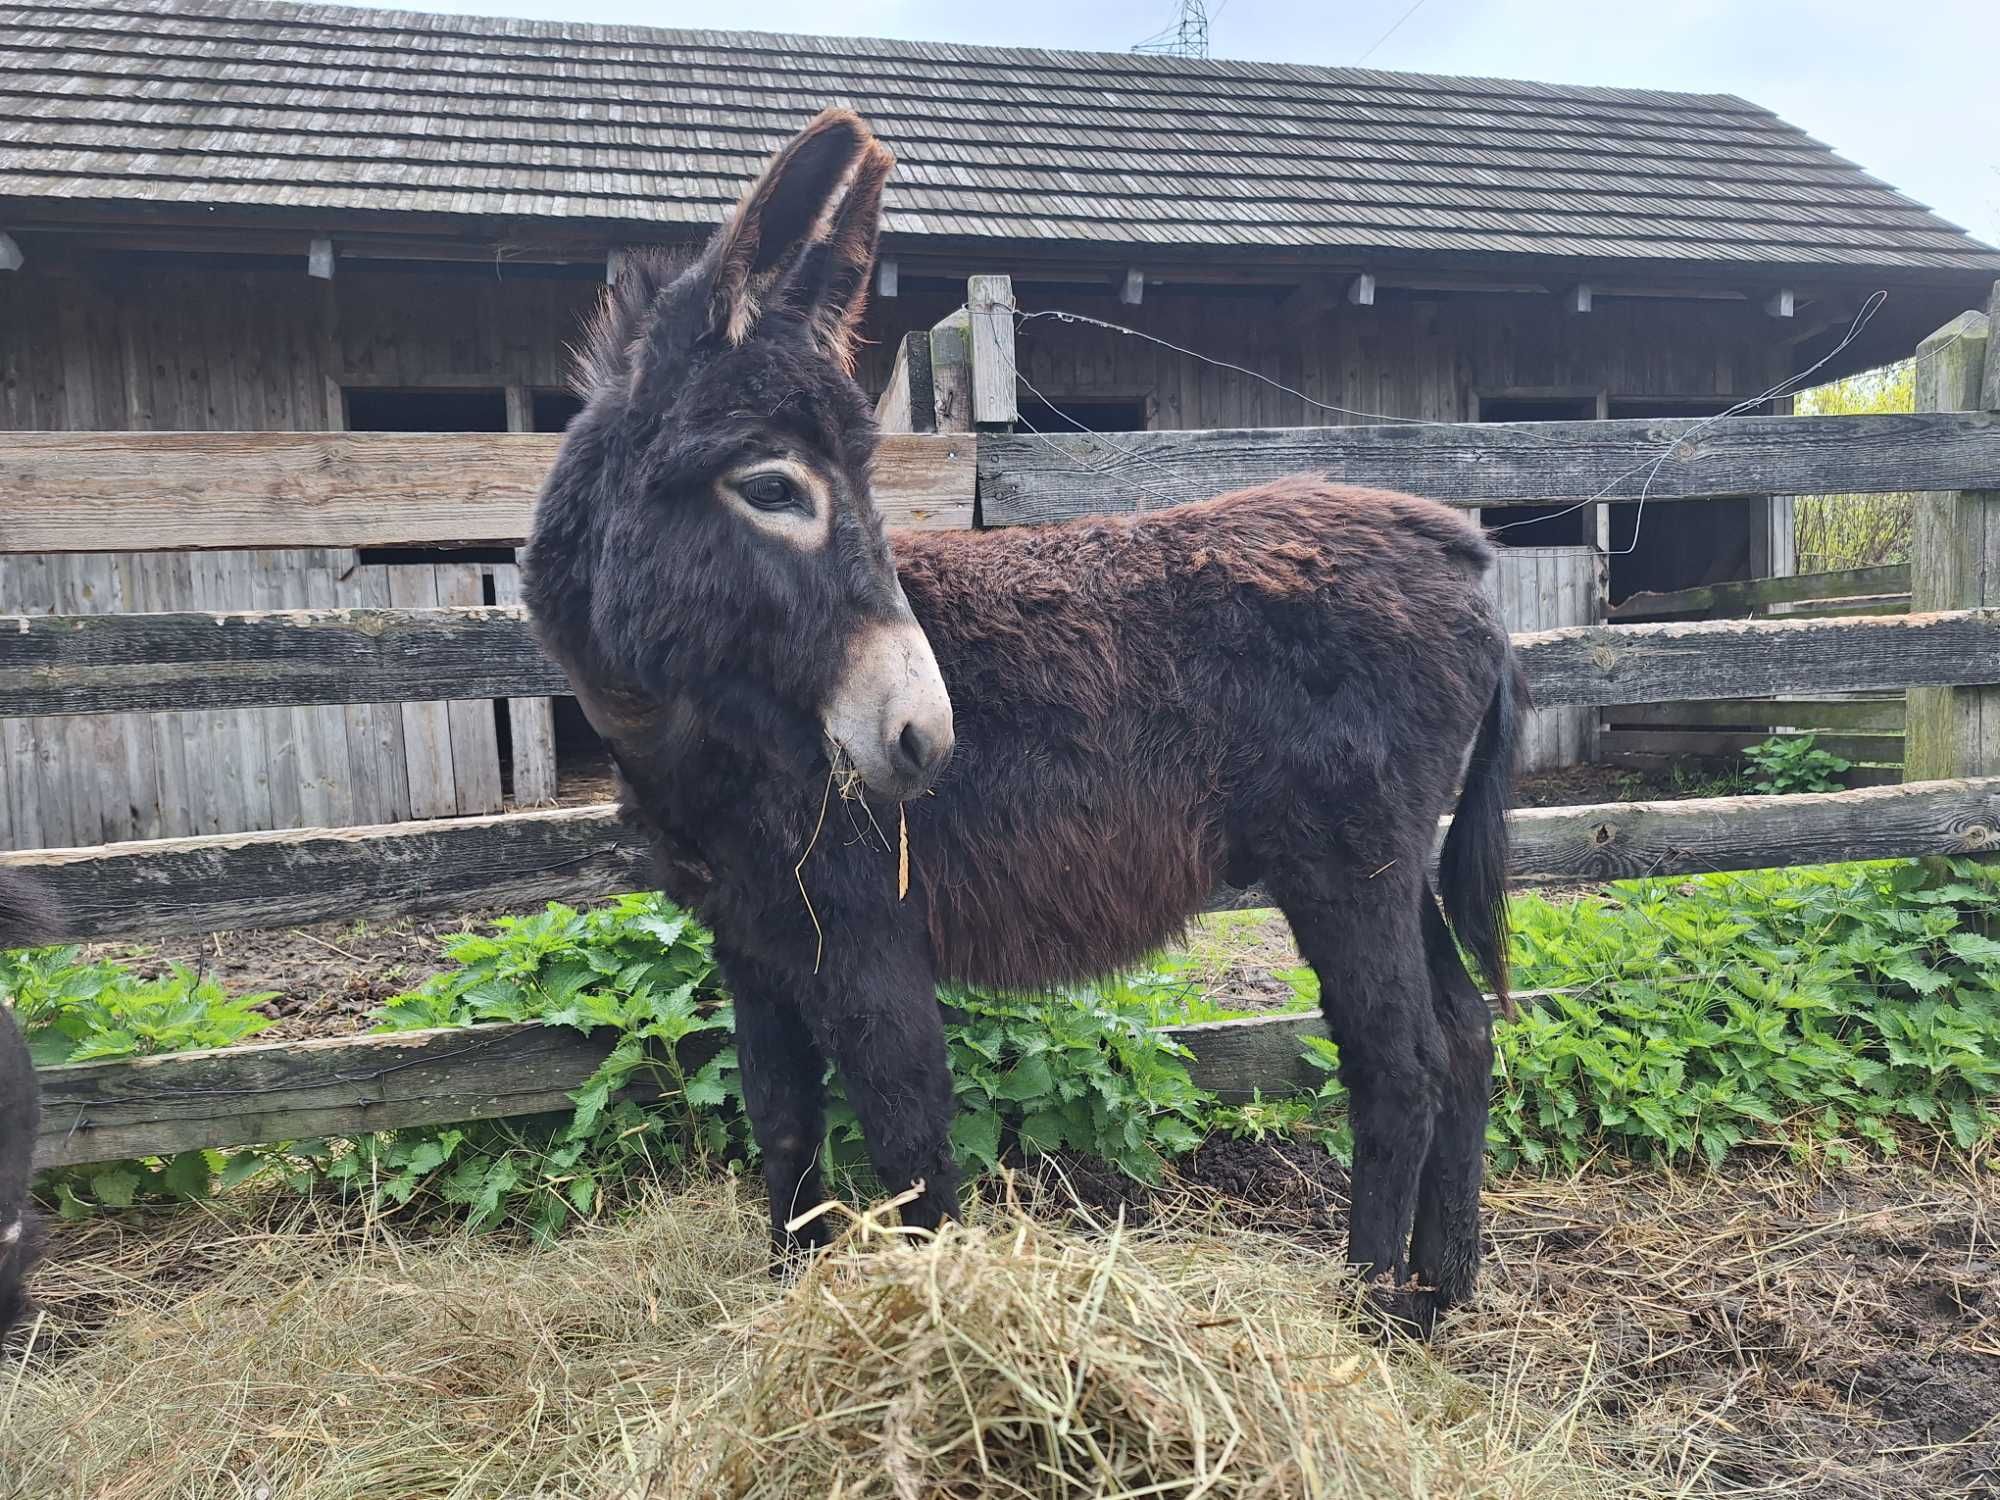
left=1, top=1183, right=1634, bottom=1500
left=617, top=1201, right=1608, bottom=1499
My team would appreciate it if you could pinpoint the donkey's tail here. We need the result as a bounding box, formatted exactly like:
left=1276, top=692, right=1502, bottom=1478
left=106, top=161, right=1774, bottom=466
left=0, top=868, right=60, bottom=949
left=1438, top=652, right=1526, bottom=1018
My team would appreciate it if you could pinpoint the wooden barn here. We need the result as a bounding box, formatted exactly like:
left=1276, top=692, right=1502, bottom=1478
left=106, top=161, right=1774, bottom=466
left=2, top=0, right=1997, bottom=849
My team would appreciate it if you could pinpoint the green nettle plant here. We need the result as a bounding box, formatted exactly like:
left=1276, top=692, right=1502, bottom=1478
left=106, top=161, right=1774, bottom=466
left=1493, top=861, right=2000, bottom=1169
left=0, top=946, right=278, bottom=1215
left=1744, top=733, right=1853, bottom=795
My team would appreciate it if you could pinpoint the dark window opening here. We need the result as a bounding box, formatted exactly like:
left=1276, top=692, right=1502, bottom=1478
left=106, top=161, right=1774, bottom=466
left=343, top=387, right=508, bottom=432
left=1603, top=398, right=1773, bottom=603
left=1476, top=396, right=1598, bottom=547
left=1016, top=398, right=1149, bottom=434
left=532, top=388, right=585, bottom=433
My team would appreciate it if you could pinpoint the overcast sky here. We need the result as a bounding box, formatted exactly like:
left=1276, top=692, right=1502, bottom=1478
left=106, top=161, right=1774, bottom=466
left=355, top=0, right=1999, bottom=246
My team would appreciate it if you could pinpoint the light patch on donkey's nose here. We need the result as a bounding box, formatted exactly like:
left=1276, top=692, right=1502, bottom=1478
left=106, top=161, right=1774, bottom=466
left=821, top=613, right=954, bottom=798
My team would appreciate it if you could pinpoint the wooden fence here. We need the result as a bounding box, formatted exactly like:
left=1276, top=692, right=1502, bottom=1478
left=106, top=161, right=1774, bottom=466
left=1602, top=563, right=1914, bottom=779
left=7, top=276, right=2000, bottom=1170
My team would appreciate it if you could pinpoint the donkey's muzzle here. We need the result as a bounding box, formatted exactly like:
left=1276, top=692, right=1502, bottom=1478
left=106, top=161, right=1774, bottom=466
left=822, top=612, right=954, bottom=801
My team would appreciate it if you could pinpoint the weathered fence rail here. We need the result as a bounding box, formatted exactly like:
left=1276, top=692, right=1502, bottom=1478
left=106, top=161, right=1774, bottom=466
left=30, top=1008, right=1360, bottom=1171
left=7, top=601, right=2000, bottom=723
left=8, top=778, right=1997, bottom=944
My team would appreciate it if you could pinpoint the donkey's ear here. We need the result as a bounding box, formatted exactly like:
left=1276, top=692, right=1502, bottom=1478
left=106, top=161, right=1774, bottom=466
left=790, top=140, right=894, bottom=376
left=707, top=110, right=873, bottom=346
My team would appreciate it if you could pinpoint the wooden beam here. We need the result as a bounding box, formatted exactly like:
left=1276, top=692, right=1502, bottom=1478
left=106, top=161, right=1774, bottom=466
left=4, top=600, right=1999, bottom=725
left=1564, top=282, right=1592, bottom=314
left=1764, top=288, right=1796, bottom=318
left=966, top=274, right=1017, bottom=427
left=0, top=232, right=22, bottom=272
left=26, top=1002, right=1389, bottom=1169
left=306, top=237, right=334, bottom=280
left=1346, top=272, right=1376, bottom=306
left=1605, top=698, right=1906, bottom=732
left=0, top=803, right=651, bottom=942
left=0, top=606, right=566, bottom=718
left=875, top=256, right=898, bottom=298
left=1907, top=299, right=1997, bottom=780
left=605, top=248, right=626, bottom=286
left=872, top=330, right=936, bottom=436
left=928, top=308, right=974, bottom=434
left=0, top=431, right=973, bottom=553
left=1518, top=609, right=2000, bottom=708
left=31, top=1021, right=665, bottom=1170
left=1597, top=729, right=1902, bottom=764
left=1118, top=267, right=1145, bottom=305
left=10, top=776, right=2000, bottom=945
left=976, top=412, right=2000, bottom=525
left=1608, top=564, right=1911, bottom=621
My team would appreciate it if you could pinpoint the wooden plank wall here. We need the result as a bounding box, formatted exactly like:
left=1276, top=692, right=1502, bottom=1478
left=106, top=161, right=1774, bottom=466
left=0, top=262, right=593, bottom=850
left=1488, top=547, right=1596, bottom=770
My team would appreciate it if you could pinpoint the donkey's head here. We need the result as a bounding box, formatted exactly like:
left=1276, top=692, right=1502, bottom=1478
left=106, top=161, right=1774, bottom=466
left=527, top=111, right=952, bottom=801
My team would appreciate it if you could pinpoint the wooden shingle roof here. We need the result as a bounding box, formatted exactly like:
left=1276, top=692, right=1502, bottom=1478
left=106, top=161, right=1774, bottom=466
left=4, top=0, right=1996, bottom=277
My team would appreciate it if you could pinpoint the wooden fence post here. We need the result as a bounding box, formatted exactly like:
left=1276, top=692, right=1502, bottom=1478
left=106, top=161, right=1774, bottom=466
left=967, top=273, right=1018, bottom=428
left=1906, top=282, right=1998, bottom=781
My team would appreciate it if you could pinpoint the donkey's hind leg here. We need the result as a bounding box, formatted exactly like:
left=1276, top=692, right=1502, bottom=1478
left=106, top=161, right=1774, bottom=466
left=1406, top=887, right=1496, bottom=1333
left=1277, top=869, right=1446, bottom=1303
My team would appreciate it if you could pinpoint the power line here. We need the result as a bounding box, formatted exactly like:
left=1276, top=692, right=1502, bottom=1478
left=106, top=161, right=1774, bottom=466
left=1132, top=0, right=1210, bottom=59
left=1356, top=0, right=1429, bottom=66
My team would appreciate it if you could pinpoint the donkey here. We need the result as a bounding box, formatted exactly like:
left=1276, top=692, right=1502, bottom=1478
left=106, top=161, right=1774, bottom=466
left=524, top=110, right=1521, bottom=1331
left=1, top=868, right=59, bottom=1342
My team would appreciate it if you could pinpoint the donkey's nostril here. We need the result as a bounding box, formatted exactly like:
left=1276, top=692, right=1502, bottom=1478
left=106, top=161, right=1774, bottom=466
left=895, top=720, right=933, bottom=776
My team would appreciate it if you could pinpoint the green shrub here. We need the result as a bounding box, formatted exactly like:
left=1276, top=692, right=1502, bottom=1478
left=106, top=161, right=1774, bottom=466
left=1494, top=861, right=2000, bottom=1169
left=1, top=946, right=276, bottom=1216
left=1744, top=734, right=1852, bottom=795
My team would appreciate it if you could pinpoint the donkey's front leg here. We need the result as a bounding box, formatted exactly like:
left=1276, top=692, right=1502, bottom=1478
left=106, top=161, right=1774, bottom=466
left=718, top=946, right=834, bottom=1261
left=810, top=932, right=961, bottom=1232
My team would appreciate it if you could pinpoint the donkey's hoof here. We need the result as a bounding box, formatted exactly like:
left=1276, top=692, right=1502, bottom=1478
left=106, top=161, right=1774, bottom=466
left=1356, top=1275, right=1438, bottom=1342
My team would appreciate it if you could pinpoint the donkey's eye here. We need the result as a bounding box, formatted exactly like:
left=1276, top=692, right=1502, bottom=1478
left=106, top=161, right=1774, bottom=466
left=740, top=473, right=799, bottom=511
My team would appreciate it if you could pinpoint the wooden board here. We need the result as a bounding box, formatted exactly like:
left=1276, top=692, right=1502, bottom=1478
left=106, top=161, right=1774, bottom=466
left=1609, top=563, right=1911, bottom=621
left=0, top=431, right=974, bottom=553
left=32, top=1021, right=642, bottom=1170
left=1605, top=698, right=1906, bottom=732
left=0, top=803, right=648, bottom=941
left=1518, top=609, right=2000, bottom=707
left=490, top=563, right=560, bottom=806
left=10, top=602, right=2000, bottom=730
left=0, top=606, right=567, bottom=717
left=977, top=412, right=2000, bottom=526
left=9, top=778, right=2000, bottom=944
left=1597, top=729, right=1903, bottom=764
left=44, top=997, right=1588, bottom=1168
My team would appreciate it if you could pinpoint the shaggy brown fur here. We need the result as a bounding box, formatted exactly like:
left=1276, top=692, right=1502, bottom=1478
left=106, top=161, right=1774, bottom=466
left=524, top=109, right=1521, bottom=1333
